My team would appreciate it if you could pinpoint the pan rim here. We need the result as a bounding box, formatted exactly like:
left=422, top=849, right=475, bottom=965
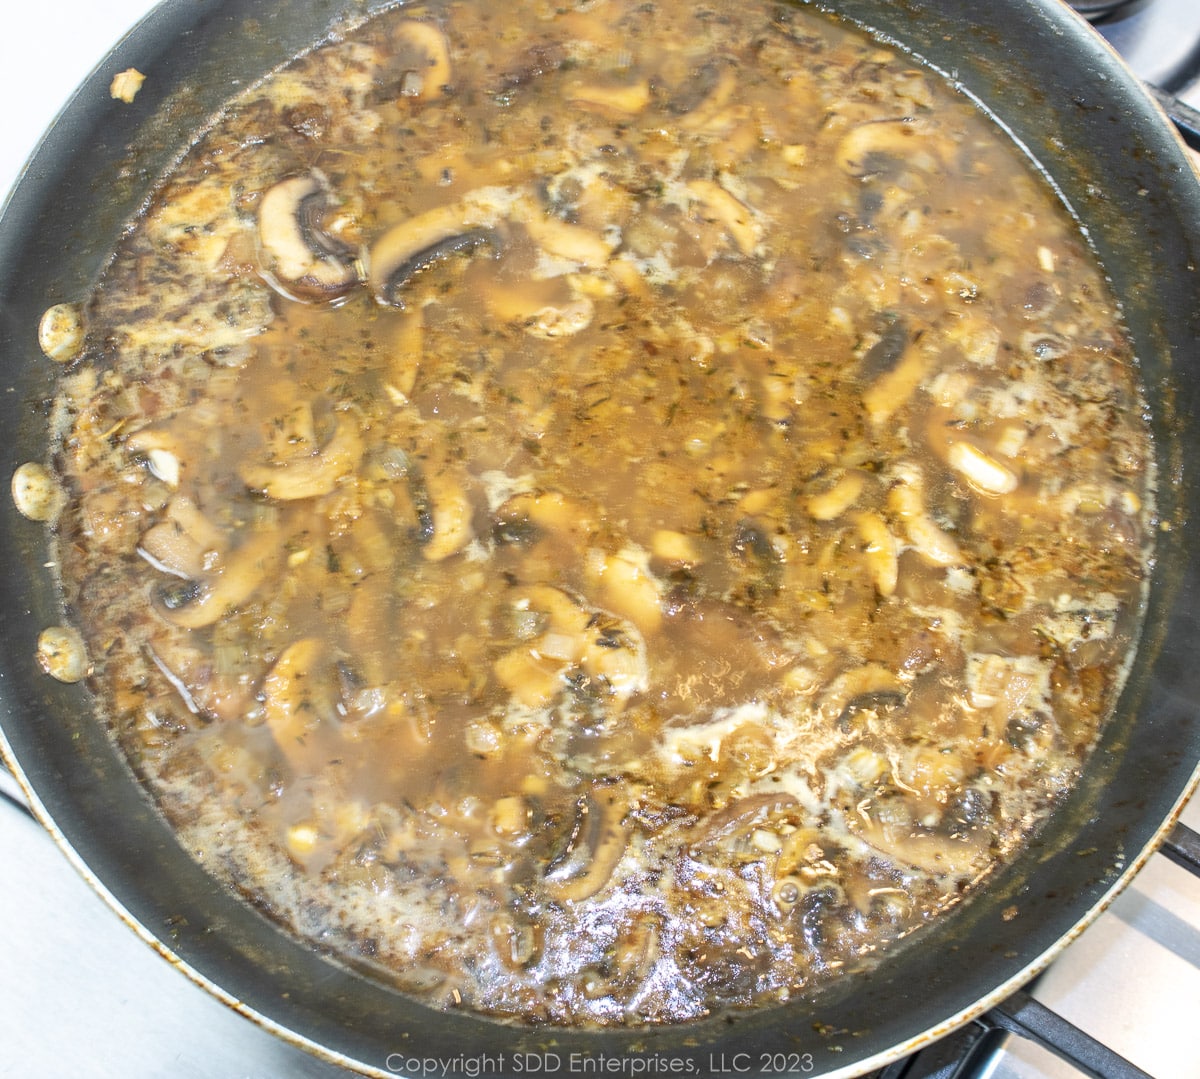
left=2, top=0, right=1199, bottom=1074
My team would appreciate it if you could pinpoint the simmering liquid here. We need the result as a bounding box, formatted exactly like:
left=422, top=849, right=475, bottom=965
left=47, top=0, right=1154, bottom=1025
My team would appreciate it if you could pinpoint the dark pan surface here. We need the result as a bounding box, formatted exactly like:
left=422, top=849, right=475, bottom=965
left=1, top=1, right=1198, bottom=1074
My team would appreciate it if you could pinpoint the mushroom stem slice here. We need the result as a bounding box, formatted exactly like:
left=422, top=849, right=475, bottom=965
left=836, top=117, right=940, bottom=177
left=685, top=178, right=763, bottom=256
left=520, top=207, right=616, bottom=268
left=421, top=468, right=475, bottom=562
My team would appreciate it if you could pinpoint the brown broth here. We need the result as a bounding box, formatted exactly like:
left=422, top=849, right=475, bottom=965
left=47, top=0, right=1154, bottom=1026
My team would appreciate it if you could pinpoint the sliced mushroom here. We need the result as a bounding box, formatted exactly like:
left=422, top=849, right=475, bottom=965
left=483, top=274, right=596, bottom=338
left=138, top=495, right=224, bottom=579
left=368, top=200, right=502, bottom=306
left=519, top=204, right=617, bottom=268
left=850, top=809, right=985, bottom=877
left=529, top=297, right=597, bottom=339
left=386, top=311, right=424, bottom=400
left=836, top=117, right=941, bottom=178
left=545, top=785, right=628, bottom=902
left=674, top=61, right=737, bottom=130
left=493, top=489, right=595, bottom=547
left=258, top=173, right=360, bottom=302
left=126, top=426, right=185, bottom=488
left=495, top=490, right=583, bottom=530
left=887, top=463, right=965, bottom=567
left=947, top=440, right=1019, bottom=496
left=262, top=637, right=326, bottom=767
left=240, top=413, right=364, bottom=500
left=861, top=333, right=930, bottom=425
left=820, top=663, right=908, bottom=727
left=421, top=468, right=475, bottom=562
left=854, top=510, right=899, bottom=598
left=494, top=584, right=648, bottom=708
left=836, top=688, right=907, bottom=730
left=140, top=519, right=210, bottom=579
left=805, top=468, right=867, bottom=522
left=578, top=613, right=650, bottom=701
left=155, top=526, right=284, bottom=629
left=650, top=529, right=700, bottom=566
left=395, top=20, right=452, bottom=101
left=588, top=548, right=664, bottom=634
left=690, top=792, right=801, bottom=850
left=685, top=178, right=763, bottom=256
left=566, top=77, right=652, bottom=116
left=964, top=652, right=1051, bottom=712
left=404, top=464, right=436, bottom=545
left=858, top=318, right=910, bottom=382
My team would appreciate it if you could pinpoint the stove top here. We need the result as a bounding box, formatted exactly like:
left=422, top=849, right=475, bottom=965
left=1087, top=0, right=1200, bottom=98
left=1, top=2, right=1199, bottom=1078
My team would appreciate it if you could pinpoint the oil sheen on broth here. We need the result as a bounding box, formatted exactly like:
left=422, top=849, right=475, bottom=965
left=47, top=0, right=1155, bottom=1026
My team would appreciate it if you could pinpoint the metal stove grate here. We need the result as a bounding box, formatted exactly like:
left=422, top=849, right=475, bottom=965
left=875, top=822, right=1200, bottom=1079
left=1069, top=1, right=1140, bottom=19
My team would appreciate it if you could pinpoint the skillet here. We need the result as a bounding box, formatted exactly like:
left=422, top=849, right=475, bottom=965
left=1, top=0, right=1199, bottom=1075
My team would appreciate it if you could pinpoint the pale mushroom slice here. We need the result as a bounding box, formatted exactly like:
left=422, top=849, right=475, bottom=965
left=155, top=526, right=286, bottom=630
left=836, top=116, right=942, bottom=178
left=368, top=200, right=502, bottom=307
left=258, top=172, right=360, bottom=302
left=394, top=20, right=452, bottom=101
left=240, top=414, right=364, bottom=501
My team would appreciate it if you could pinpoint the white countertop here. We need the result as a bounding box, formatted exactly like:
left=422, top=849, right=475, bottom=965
left=0, top=2, right=155, bottom=206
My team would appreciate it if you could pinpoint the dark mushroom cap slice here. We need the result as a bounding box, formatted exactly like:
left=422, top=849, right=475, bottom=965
left=367, top=199, right=503, bottom=307
left=258, top=173, right=361, bottom=303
